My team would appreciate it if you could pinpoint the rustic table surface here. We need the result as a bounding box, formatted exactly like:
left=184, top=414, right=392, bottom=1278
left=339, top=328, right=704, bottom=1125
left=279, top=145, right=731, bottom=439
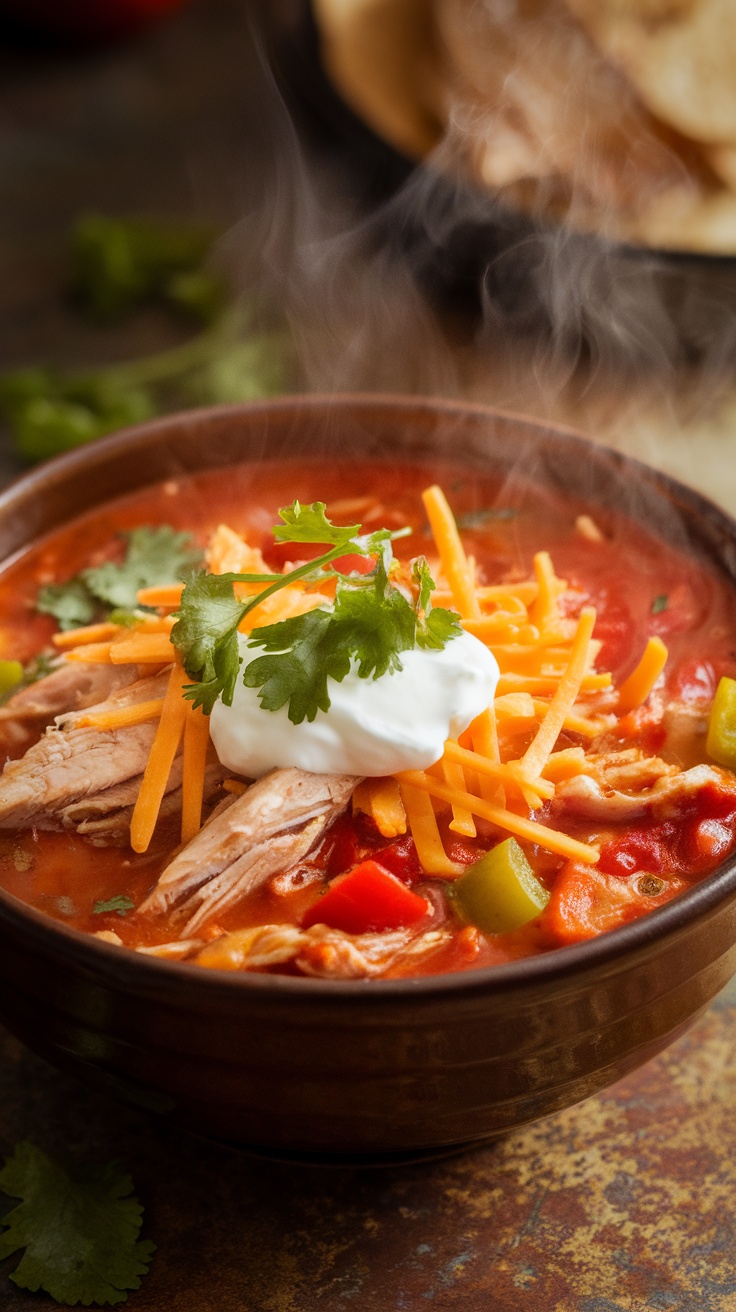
left=2, top=3, right=736, bottom=1309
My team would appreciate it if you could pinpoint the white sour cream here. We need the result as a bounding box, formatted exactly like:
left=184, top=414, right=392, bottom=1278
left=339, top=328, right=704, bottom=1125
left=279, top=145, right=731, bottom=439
left=210, top=631, right=499, bottom=779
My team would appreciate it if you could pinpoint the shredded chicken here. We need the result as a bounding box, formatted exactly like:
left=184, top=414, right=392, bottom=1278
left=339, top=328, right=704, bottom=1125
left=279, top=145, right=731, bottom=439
left=61, top=762, right=227, bottom=846
left=140, top=768, right=361, bottom=932
left=555, top=762, right=730, bottom=822
left=0, top=660, right=139, bottom=726
left=0, top=673, right=178, bottom=833
left=194, top=922, right=452, bottom=979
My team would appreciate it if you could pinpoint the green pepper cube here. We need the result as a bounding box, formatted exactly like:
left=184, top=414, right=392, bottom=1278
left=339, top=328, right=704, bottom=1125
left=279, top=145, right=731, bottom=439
left=452, top=837, right=550, bottom=934
left=707, top=676, right=736, bottom=770
left=0, top=660, right=23, bottom=698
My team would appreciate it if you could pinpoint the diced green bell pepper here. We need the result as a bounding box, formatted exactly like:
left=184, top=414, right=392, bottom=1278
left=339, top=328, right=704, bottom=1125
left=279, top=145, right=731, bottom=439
left=0, top=660, right=23, bottom=698
left=707, top=676, right=736, bottom=770
left=451, top=837, right=550, bottom=934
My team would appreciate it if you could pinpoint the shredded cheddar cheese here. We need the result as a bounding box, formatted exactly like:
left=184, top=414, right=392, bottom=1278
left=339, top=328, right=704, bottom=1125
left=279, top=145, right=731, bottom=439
left=48, top=480, right=668, bottom=872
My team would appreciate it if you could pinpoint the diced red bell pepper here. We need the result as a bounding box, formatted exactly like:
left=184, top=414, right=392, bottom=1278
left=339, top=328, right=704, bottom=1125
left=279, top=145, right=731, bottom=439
left=302, top=860, right=429, bottom=934
left=543, top=862, right=686, bottom=945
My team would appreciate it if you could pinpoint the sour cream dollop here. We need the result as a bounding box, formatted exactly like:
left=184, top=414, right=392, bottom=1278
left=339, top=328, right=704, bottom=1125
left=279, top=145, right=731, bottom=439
left=210, top=631, right=499, bottom=779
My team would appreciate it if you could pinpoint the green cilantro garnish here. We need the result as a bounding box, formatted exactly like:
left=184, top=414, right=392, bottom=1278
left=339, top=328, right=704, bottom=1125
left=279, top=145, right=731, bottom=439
left=0, top=1141, right=154, bottom=1306
left=172, top=499, right=461, bottom=721
left=82, top=526, right=203, bottom=611
left=651, top=594, right=668, bottom=615
left=92, top=895, right=135, bottom=917
left=37, top=579, right=98, bottom=632
left=35, top=526, right=203, bottom=630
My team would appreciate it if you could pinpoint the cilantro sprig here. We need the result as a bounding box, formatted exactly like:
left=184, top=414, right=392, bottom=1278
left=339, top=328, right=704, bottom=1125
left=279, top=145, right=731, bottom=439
left=172, top=500, right=461, bottom=720
left=0, top=1141, right=154, bottom=1306
left=36, top=526, right=203, bottom=630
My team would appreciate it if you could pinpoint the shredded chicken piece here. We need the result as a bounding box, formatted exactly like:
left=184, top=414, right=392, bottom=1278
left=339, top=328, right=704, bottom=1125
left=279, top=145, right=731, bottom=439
left=61, top=762, right=227, bottom=846
left=555, top=762, right=730, bottom=822
left=140, top=768, right=361, bottom=932
left=135, top=939, right=204, bottom=960
left=194, top=923, right=452, bottom=979
left=93, top=930, right=123, bottom=946
left=0, top=673, right=179, bottom=832
left=0, top=661, right=139, bottom=726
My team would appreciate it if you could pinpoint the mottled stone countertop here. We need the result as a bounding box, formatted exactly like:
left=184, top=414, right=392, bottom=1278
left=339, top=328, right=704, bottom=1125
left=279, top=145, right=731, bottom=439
left=2, top=3, right=736, bottom=1309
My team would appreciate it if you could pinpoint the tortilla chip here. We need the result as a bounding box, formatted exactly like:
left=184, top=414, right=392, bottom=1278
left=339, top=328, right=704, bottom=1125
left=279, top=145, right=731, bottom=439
left=564, top=0, right=736, bottom=146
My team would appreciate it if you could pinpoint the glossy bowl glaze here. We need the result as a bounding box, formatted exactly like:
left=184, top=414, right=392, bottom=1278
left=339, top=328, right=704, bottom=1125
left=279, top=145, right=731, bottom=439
left=1, top=395, right=736, bottom=1163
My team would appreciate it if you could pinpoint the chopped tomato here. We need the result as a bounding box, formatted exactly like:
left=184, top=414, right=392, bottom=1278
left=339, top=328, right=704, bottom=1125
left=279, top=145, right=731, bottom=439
left=302, top=861, right=429, bottom=933
left=324, top=814, right=363, bottom=877
left=588, top=589, right=634, bottom=675
left=372, top=834, right=423, bottom=884
left=544, top=862, right=687, bottom=945
left=598, top=826, right=672, bottom=878
left=672, top=658, right=717, bottom=705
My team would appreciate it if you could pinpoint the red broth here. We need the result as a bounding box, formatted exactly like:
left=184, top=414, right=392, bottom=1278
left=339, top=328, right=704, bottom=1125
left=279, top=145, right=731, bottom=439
left=0, top=457, right=735, bottom=977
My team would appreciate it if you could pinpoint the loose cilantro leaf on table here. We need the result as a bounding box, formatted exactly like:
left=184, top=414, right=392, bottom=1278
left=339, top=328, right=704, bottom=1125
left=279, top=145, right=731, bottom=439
left=0, top=1141, right=154, bottom=1306
left=83, top=526, right=203, bottom=611
left=172, top=500, right=461, bottom=721
left=93, top=895, right=135, bottom=917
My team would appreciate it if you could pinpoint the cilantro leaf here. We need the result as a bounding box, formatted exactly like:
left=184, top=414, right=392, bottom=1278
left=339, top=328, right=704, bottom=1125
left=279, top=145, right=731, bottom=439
left=83, top=526, right=203, bottom=611
left=172, top=503, right=453, bottom=718
left=37, top=579, right=97, bottom=631
left=273, top=500, right=359, bottom=548
left=171, top=570, right=245, bottom=713
left=244, top=557, right=417, bottom=724
left=0, top=1141, right=155, bottom=1306
left=412, top=557, right=463, bottom=651
left=93, top=895, right=135, bottom=917
left=651, top=594, right=668, bottom=615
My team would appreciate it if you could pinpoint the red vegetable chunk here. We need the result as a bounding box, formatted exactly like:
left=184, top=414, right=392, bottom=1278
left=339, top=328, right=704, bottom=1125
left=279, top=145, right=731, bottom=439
left=302, top=860, right=429, bottom=933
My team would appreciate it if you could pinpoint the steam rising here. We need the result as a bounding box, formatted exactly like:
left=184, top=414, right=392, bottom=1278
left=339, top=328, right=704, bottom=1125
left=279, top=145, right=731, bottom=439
left=220, top=10, right=736, bottom=507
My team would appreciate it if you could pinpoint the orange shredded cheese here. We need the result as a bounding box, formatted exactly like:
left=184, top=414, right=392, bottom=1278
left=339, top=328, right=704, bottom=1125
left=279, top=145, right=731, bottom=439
left=396, top=770, right=599, bottom=865
left=52, top=622, right=122, bottom=650
left=76, top=698, right=164, bottom=731
left=398, top=781, right=459, bottom=877
left=130, top=663, right=189, bottom=854
left=181, top=703, right=210, bottom=844
left=109, top=633, right=175, bottom=664
left=421, top=485, right=480, bottom=619
left=617, top=636, right=668, bottom=713
left=222, top=778, right=248, bottom=795
left=136, top=584, right=184, bottom=608
left=63, top=642, right=114, bottom=663
left=440, top=754, right=476, bottom=838
left=353, top=778, right=407, bottom=838
left=519, top=607, right=597, bottom=781
left=442, top=740, right=553, bottom=802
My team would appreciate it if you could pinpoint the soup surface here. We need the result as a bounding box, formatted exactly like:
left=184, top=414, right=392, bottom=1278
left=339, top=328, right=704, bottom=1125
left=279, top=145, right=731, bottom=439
left=0, top=457, right=735, bottom=979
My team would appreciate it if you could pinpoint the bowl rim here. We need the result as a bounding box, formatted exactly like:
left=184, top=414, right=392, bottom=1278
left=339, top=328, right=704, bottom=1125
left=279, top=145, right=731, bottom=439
left=2, top=391, right=736, bottom=1004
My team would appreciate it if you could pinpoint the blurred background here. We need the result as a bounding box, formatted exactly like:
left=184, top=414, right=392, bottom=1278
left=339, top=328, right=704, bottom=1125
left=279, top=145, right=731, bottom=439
left=3, top=0, right=736, bottom=504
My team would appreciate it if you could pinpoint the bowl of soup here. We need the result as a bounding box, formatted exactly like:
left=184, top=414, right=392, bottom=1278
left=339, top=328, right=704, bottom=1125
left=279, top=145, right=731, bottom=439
left=0, top=394, right=735, bottom=1162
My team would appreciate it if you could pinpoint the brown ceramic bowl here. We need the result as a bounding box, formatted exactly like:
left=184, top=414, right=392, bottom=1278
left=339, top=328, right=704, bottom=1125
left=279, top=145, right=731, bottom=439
left=1, top=395, right=736, bottom=1165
